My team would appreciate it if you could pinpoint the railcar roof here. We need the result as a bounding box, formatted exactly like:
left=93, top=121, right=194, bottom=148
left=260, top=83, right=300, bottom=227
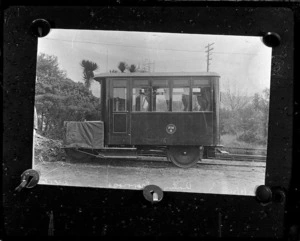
left=94, top=72, right=220, bottom=81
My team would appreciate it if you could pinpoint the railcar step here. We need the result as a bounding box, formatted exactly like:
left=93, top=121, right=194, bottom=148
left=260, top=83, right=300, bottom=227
left=97, top=155, right=138, bottom=159
left=100, top=147, right=137, bottom=151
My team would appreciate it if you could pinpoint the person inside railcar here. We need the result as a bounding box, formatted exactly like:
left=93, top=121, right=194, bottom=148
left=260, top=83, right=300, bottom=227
left=164, top=88, right=170, bottom=110
left=192, top=87, right=211, bottom=111
left=197, top=87, right=211, bottom=111
left=192, top=88, right=201, bottom=111
left=135, top=88, right=150, bottom=111
left=182, top=88, right=190, bottom=111
left=152, top=87, right=169, bottom=112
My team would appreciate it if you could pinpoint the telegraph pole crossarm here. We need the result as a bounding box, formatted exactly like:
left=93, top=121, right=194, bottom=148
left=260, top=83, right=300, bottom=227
left=205, top=43, right=214, bottom=72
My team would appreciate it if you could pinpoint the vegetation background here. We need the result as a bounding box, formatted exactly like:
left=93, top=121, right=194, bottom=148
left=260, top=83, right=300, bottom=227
left=35, top=53, right=101, bottom=139
left=35, top=53, right=269, bottom=148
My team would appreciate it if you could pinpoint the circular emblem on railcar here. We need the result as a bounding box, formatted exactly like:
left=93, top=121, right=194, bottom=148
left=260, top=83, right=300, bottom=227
left=166, top=124, right=176, bottom=134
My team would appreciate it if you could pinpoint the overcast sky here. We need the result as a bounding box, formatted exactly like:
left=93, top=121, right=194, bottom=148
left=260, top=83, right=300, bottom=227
left=37, top=29, right=272, bottom=97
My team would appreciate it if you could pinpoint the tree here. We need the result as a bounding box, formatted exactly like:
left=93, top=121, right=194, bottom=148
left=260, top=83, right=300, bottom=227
left=118, top=61, right=127, bottom=73
left=251, top=88, right=270, bottom=141
left=36, top=53, right=66, bottom=85
left=35, top=53, right=101, bottom=140
left=221, top=88, right=250, bottom=112
left=220, top=81, right=250, bottom=135
left=80, top=60, right=99, bottom=89
left=219, top=81, right=270, bottom=147
left=36, top=53, right=67, bottom=135
left=128, top=64, right=137, bottom=73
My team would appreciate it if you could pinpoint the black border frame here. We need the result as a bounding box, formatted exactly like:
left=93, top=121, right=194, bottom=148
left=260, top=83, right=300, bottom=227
left=3, top=3, right=299, bottom=238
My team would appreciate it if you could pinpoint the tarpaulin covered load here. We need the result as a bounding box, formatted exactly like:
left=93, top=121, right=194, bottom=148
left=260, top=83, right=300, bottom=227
left=64, top=121, right=104, bottom=149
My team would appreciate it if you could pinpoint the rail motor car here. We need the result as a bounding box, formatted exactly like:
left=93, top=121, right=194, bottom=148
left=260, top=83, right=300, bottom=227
left=63, top=72, right=220, bottom=168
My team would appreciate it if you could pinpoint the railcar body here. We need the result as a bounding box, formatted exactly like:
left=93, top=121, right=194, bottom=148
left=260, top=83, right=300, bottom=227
left=64, top=72, right=220, bottom=168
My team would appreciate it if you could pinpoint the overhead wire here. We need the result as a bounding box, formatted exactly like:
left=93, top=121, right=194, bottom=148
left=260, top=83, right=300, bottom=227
left=42, top=37, right=259, bottom=56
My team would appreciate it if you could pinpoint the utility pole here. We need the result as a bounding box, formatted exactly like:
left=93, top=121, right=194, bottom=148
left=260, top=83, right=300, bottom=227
left=106, top=49, right=108, bottom=72
left=140, top=58, right=155, bottom=72
left=205, top=43, right=214, bottom=72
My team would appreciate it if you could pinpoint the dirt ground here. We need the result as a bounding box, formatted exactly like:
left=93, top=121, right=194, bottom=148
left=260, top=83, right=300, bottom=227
left=33, top=134, right=266, bottom=196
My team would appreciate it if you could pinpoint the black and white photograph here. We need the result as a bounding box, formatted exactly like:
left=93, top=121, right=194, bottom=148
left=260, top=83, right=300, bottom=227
left=33, top=29, right=272, bottom=195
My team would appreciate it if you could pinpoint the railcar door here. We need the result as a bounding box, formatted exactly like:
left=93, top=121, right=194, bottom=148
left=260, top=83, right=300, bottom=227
left=108, top=78, right=131, bottom=145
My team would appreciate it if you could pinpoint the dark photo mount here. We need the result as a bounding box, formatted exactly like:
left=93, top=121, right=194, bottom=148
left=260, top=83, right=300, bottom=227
left=3, top=4, right=299, bottom=239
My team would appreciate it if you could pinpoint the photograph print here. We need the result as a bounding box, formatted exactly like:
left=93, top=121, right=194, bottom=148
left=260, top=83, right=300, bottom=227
left=33, top=29, right=271, bottom=195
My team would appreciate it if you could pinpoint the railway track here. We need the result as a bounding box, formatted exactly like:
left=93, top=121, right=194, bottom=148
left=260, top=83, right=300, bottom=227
left=97, top=153, right=266, bottom=167
left=64, top=147, right=267, bottom=167
left=213, top=153, right=266, bottom=162
left=138, top=150, right=267, bottom=162
left=221, top=147, right=267, bottom=156
left=92, top=155, right=266, bottom=168
left=138, top=146, right=267, bottom=160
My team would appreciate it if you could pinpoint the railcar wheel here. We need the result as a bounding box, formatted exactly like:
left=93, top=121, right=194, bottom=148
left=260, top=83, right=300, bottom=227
left=64, top=148, right=93, bottom=161
left=167, top=146, right=200, bottom=168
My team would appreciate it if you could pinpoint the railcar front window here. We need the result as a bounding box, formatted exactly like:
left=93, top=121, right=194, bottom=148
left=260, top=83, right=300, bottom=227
left=113, top=88, right=127, bottom=112
left=172, top=88, right=190, bottom=112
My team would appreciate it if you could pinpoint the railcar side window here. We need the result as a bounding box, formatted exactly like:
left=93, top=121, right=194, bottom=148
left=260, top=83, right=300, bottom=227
left=152, top=88, right=169, bottom=111
left=132, top=79, right=151, bottom=112
left=192, top=79, right=212, bottom=111
left=152, top=79, right=169, bottom=112
left=172, top=87, right=190, bottom=112
left=132, top=87, right=151, bottom=112
left=172, top=79, right=190, bottom=112
left=192, top=87, right=212, bottom=111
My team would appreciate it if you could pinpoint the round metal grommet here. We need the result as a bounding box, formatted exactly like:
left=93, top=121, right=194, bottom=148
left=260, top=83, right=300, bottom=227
left=30, top=19, right=51, bottom=37
left=143, top=185, right=163, bottom=203
left=272, top=187, right=286, bottom=204
left=15, top=169, right=40, bottom=192
left=23, top=169, right=40, bottom=188
left=22, top=169, right=40, bottom=188
left=255, top=185, right=272, bottom=205
left=262, top=32, right=281, bottom=47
